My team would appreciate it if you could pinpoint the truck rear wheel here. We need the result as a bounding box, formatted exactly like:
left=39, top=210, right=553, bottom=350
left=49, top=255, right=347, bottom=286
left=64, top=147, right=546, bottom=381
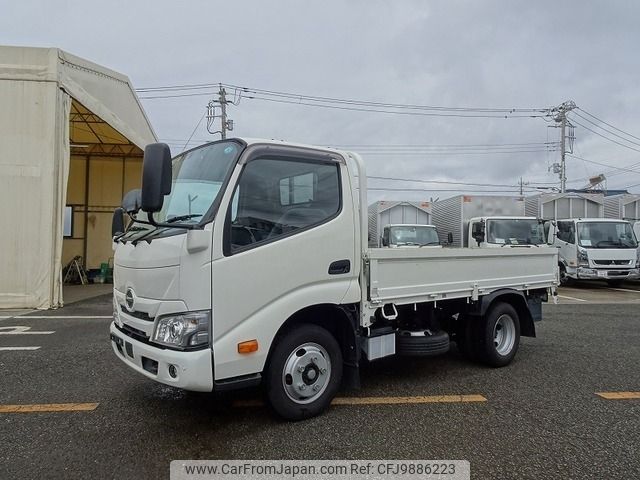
left=478, top=302, right=520, bottom=367
left=265, top=324, right=342, bottom=421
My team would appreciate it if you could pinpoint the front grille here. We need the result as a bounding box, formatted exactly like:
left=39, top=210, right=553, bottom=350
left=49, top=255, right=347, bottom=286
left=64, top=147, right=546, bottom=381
left=120, top=304, right=154, bottom=321
left=608, top=271, right=630, bottom=277
left=593, top=260, right=632, bottom=266
left=118, top=323, right=149, bottom=342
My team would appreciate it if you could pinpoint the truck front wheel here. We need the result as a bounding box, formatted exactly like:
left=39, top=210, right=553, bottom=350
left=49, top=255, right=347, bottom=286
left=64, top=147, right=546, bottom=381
left=265, top=324, right=343, bottom=421
left=478, top=303, right=521, bottom=367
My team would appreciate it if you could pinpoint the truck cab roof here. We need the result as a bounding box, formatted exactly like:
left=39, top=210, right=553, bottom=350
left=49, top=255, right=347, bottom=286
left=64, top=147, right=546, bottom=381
left=556, top=218, right=633, bottom=223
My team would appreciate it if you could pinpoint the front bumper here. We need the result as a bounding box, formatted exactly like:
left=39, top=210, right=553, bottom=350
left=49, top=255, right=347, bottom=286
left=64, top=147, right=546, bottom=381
left=109, top=322, right=213, bottom=392
left=575, top=267, right=640, bottom=280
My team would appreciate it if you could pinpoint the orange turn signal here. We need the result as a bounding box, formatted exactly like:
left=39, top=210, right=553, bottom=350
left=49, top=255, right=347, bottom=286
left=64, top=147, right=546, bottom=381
left=237, top=339, right=259, bottom=354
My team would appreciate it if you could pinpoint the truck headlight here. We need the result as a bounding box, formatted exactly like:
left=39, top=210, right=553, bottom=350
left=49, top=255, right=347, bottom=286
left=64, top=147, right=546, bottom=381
left=577, top=249, right=589, bottom=267
left=113, top=296, right=122, bottom=327
left=152, top=311, right=211, bottom=349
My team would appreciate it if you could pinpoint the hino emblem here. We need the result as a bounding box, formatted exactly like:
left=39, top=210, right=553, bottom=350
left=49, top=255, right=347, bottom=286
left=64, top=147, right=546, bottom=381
left=125, top=288, right=136, bottom=312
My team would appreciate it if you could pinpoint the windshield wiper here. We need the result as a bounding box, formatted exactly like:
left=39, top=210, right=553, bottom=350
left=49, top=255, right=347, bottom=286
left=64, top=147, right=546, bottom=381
left=419, top=241, right=440, bottom=247
left=165, top=214, right=203, bottom=223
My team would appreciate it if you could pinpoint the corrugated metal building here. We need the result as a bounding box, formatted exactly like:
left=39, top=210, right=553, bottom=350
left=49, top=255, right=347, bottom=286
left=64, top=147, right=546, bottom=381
left=524, top=192, right=604, bottom=220
left=367, top=201, right=432, bottom=247
left=603, top=193, right=640, bottom=220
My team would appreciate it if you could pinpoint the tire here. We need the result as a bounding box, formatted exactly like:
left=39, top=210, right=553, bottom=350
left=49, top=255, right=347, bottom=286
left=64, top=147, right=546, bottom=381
left=559, top=265, right=573, bottom=286
left=265, top=324, right=342, bottom=421
left=396, top=329, right=450, bottom=356
left=477, top=303, right=521, bottom=367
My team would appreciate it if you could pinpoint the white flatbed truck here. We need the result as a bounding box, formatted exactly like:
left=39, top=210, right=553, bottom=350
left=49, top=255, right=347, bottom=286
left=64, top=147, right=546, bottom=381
left=110, top=138, right=558, bottom=420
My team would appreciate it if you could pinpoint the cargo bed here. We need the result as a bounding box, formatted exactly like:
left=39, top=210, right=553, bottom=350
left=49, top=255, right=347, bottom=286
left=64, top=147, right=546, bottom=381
left=365, top=247, right=558, bottom=309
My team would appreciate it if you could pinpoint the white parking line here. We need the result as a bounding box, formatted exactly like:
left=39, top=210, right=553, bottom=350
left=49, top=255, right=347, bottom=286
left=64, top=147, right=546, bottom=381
left=0, top=347, right=41, bottom=351
left=0, top=326, right=55, bottom=335
left=606, top=287, right=640, bottom=294
left=557, top=294, right=588, bottom=302
left=0, top=315, right=111, bottom=320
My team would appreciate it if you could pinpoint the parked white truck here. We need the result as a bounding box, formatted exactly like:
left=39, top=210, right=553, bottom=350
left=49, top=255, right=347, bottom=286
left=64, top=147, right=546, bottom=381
left=110, top=138, right=557, bottom=420
left=380, top=224, right=441, bottom=247
left=432, top=194, right=544, bottom=248
left=547, top=218, right=640, bottom=285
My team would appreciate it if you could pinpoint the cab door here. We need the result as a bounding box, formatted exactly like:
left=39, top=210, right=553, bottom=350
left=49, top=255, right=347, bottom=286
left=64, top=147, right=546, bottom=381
left=555, top=221, right=577, bottom=267
left=210, top=146, right=358, bottom=381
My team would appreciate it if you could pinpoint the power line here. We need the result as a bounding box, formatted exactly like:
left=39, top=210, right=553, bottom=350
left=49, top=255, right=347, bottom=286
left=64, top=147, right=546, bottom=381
left=570, top=118, right=640, bottom=153
left=332, top=142, right=559, bottom=149
left=159, top=139, right=559, bottom=151
left=353, top=149, right=558, bottom=155
left=137, top=81, right=553, bottom=119
left=367, top=175, right=540, bottom=190
left=137, top=81, right=552, bottom=114
left=222, top=83, right=549, bottom=113
left=577, top=108, right=640, bottom=143
left=566, top=153, right=640, bottom=176
left=366, top=187, right=528, bottom=193
left=572, top=111, right=640, bottom=148
left=240, top=94, right=549, bottom=119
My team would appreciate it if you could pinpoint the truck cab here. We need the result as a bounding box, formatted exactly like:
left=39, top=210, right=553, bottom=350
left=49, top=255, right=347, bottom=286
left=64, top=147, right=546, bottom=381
left=467, top=216, right=546, bottom=248
left=381, top=224, right=441, bottom=248
left=547, top=218, right=640, bottom=285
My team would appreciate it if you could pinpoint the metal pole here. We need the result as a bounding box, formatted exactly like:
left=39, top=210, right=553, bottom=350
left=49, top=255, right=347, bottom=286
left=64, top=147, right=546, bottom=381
left=219, top=86, right=227, bottom=139
left=560, top=113, right=566, bottom=193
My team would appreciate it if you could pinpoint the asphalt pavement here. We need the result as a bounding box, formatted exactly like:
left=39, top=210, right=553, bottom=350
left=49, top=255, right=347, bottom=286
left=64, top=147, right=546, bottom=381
left=0, top=289, right=639, bottom=480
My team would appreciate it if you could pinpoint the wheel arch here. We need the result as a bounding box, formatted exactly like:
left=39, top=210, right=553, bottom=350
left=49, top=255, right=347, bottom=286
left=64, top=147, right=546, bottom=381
left=474, top=289, right=536, bottom=338
left=266, top=303, right=361, bottom=389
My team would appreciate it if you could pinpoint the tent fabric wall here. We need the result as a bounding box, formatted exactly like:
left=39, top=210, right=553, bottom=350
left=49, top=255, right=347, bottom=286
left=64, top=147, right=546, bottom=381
left=0, top=81, right=68, bottom=309
left=52, top=90, right=71, bottom=307
left=0, top=46, right=156, bottom=309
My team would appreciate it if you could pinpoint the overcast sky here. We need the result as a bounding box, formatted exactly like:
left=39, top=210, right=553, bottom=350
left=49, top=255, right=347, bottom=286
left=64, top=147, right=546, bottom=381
left=3, top=0, right=640, bottom=200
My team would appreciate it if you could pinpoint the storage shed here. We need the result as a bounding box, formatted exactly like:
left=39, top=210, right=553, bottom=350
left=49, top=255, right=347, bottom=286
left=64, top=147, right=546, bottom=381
left=0, top=46, right=156, bottom=309
left=367, top=200, right=432, bottom=247
left=603, top=193, right=640, bottom=221
left=524, top=192, right=604, bottom=220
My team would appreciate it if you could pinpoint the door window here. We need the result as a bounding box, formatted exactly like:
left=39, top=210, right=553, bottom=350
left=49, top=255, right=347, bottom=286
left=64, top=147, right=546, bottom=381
left=557, top=221, right=575, bottom=244
left=227, top=157, right=340, bottom=252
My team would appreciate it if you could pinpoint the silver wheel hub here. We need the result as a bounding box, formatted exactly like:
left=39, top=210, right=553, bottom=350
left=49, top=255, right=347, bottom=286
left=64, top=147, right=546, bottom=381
left=282, top=342, right=331, bottom=404
left=493, top=314, right=516, bottom=356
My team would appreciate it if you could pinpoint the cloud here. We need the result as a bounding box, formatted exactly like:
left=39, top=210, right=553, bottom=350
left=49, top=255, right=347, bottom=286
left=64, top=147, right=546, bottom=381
left=3, top=0, right=640, bottom=196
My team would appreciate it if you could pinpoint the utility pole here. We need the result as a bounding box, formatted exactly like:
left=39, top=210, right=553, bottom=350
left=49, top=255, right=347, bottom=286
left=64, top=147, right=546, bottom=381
left=551, top=101, right=576, bottom=193
left=206, top=84, right=234, bottom=138
left=219, top=86, right=228, bottom=139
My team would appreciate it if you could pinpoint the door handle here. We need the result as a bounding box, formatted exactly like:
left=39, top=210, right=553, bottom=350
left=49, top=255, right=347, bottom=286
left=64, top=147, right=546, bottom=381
left=328, top=259, right=350, bottom=275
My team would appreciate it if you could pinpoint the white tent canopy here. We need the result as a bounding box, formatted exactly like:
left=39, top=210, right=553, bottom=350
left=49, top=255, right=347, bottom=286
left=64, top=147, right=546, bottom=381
left=0, top=46, right=156, bottom=309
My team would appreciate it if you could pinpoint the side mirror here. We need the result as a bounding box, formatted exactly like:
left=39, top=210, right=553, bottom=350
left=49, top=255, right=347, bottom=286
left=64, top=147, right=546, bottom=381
left=122, top=189, right=142, bottom=215
left=382, top=235, right=388, bottom=247
left=471, top=222, right=485, bottom=244
left=112, top=207, right=125, bottom=237
left=447, top=232, right=453, bottom=244
left=141, top=143, right=172, bottom=213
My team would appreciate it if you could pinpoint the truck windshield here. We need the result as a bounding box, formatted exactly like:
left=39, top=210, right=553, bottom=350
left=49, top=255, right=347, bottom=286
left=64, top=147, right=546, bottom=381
left=486, top=219, right=545, bottom=245
left=390, top=226, right=439, bottom=246
left=155, top=141, right=242, bottom=224
left=577, top=222, right=638, bottom=248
